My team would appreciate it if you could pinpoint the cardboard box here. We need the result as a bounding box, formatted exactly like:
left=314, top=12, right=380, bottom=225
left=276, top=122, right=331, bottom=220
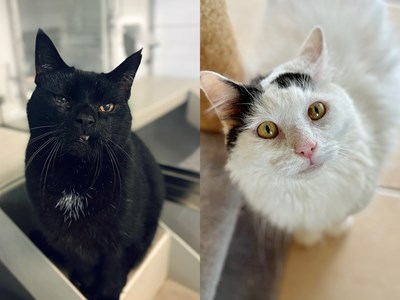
left=278, top=192, right=400, bottom=300
left=0, top=178, right=199, bottom=300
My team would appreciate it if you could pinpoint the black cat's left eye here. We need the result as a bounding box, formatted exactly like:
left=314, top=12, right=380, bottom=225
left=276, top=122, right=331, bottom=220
left=99, top=103, right=115, bottom=113
left=54, top=95, right=68, bottom=107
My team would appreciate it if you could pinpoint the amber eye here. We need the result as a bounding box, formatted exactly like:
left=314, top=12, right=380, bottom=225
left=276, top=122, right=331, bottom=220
left=99, top=103, right=115, bottom=113
left=308, top=102, right=326, bottom=120
left=257, top=121, right=279, bottom=139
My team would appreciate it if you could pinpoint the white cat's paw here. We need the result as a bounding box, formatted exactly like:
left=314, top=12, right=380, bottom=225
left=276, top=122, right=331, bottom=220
left=293, top=230, right=323, bottom=247
left=326, top=216, right=354, bottom=237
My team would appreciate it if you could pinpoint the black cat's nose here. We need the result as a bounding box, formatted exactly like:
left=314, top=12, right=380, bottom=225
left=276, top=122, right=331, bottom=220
left=75, top=113, right=95, bottom=128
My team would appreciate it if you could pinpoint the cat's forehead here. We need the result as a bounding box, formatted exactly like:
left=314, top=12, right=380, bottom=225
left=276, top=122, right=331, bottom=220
left=258, top=87, right=314, bottom=115
left=245, top=81, right=318, bottom=128
left=63, top=70, right=116, bottom=98
left=259, top=70, right=313, bottom=91
left=69, top=70, right=105, bottom=87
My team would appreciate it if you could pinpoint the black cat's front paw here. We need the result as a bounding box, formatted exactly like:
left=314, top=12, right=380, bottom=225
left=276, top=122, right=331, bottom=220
left=93, top=296, right=120, bottom=300
left=29, top=230, right=67, bottom=266
left=70, top=269, right=98, bottom=297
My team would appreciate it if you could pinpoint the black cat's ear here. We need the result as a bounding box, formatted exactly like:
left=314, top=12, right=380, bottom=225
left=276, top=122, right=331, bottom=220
left=107, top=49, right=142, bottom=96
left=35, top=29, right=68, bottom=77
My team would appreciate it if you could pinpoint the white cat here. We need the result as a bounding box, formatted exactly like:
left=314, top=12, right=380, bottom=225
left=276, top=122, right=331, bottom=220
left=200, top=0, right=400, bottom=246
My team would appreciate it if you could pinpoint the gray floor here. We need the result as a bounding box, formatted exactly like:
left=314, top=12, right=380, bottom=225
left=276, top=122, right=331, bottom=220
left=0, top=260, right=33, bottom=300
left=200, top=132, right=243, bottom=300
left=214, top=205, right=290, bottom=300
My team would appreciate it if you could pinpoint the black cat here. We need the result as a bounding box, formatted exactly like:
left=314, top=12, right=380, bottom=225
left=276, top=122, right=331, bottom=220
left=25, top=29, right=164, bottom=299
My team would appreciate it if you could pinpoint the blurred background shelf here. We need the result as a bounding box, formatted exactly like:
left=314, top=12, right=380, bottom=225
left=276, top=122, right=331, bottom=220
left=131, top=76, right=198, bottom=131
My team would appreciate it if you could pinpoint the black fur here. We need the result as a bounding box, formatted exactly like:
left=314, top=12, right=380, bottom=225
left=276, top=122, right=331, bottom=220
left=249, top=73, right=271, bottom=86
left=223, top=80, right=263, bottom=151
left=225, top=72, right=310, bottom=150
left=25, top=29, right=164, bottom=300
left=271, top=72, right=312, bottom=89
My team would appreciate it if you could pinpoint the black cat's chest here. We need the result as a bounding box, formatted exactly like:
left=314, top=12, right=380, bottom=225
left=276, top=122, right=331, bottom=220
left=26, top=151, right=123, bottom=223
left=38, top=179, right=122, bottom=257
left=48, top=203, right=121, bottom=263
left=26, top=145, right=120, bottom=194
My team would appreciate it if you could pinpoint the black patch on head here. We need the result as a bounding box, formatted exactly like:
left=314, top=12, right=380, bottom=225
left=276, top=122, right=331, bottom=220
left=223, top=80, right=263, bottom=151
left=250, top=72, right=271, bottom=86
left=271, top=72, right=312, bottom=89
left=226, top=126, right=243, bottom=151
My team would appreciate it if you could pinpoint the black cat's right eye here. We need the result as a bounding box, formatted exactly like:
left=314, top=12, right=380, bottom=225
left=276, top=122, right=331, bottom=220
left=53, top=95, right=69, bottom=107
left=99, top=103, right=115, bottom=113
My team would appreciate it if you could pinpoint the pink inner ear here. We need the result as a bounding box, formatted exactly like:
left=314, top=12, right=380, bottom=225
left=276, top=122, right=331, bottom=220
left=200, top=71, right=240, bottom=116
left=297, top=27, right=332, bottom=83
left=299, top=26, right=325, bottom=64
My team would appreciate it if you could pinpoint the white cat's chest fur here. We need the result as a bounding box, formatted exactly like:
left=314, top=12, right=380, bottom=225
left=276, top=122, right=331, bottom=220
left=228, top=157, right=374, bottom=232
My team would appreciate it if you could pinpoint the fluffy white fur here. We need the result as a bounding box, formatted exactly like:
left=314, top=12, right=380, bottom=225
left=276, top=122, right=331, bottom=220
left=55, top=189, right=89, bottom=224
left=201, top=0, right=400, bottom=246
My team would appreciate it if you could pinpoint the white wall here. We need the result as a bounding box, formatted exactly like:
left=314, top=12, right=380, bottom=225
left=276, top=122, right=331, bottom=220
left=110, top=0, right=149, bottom=76
left=0, top=0, right=23, bottom=122
left=112, top=0, right=199, bottom=78
left=226, top=0, right=400, bottom=79
left=152, top=0, right=199, bottom=78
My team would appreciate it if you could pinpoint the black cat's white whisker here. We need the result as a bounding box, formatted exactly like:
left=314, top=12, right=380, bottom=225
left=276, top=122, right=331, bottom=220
left=90, top=143, right=102, bottom=188
left=105, top=143, right=123, bottom=218
left=105, top=143, right=122, bottom=197
left=25, top=136, right=57, bottom=170
left=28, top=130, right=59, bottom=145
left=108, top=139, right=137, bottom=167
left=29, top=124, right=56, bottom=130
left=40, top=139, right=62, bottom=202
left=104, top=144, right=119, bottom=194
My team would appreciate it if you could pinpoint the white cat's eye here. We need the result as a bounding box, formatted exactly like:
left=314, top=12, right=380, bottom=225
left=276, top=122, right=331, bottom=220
left=99, top=103, right=115, bottom=113
left=308, top=102, right=326, bottom=120
left=257, top=121, right=279, bottom=139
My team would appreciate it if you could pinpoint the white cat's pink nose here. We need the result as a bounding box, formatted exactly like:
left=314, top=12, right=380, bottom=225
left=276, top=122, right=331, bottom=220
left=295, top=141, right=316, bottom=159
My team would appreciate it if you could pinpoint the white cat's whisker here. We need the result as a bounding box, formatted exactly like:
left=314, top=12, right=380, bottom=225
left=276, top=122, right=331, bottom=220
left=239, top=83, right=258, bottom=102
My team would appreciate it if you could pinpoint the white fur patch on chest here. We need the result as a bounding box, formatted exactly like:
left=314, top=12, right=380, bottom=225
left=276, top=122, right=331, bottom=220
left=55, top=189, right=90, bottom=223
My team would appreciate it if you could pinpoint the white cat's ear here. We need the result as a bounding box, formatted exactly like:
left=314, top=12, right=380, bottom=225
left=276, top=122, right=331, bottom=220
left=200, top=71, right=243, bottom=130
left=299, top=27, right=331, bottom=81
left=299, top=27, right=325, bottom=63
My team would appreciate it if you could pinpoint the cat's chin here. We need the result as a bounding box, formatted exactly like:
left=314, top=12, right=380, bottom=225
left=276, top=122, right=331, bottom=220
left=66, top=140, right=93, bottom=157
left=296, top=163, right=324, bottom=178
